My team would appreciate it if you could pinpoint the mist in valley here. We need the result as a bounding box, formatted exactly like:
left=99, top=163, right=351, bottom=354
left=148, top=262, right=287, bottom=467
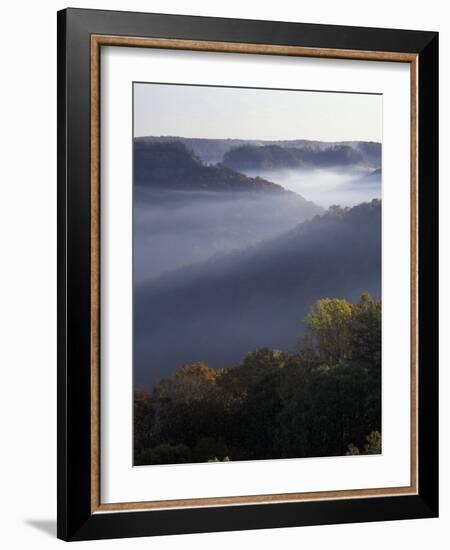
left=134, top=187, right=321, bottom=283
left=242, top=166, right=381, bottom=208
left=134, top=196, right=381, bottom=386
left=132, top=137, right=382, bottom=387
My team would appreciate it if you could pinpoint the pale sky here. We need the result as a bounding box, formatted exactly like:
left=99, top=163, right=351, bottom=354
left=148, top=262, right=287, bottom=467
left=134, top=82, right=382, bottom=143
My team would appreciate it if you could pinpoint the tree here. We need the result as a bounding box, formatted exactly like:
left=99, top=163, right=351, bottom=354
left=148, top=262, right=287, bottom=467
left=175, top=361, right=217, bottom=383
left=133, top=389, right=155, bottom=461
left=303, top=298, right=354, bottom=364
left=133, top=295, right=382, bottom=466
left=348, top=293, right=381, bottom=370
left=364, top=431, right=382, bottom=454
left=156, top=361, right=217, bottom=404
left=345, top=431, right=381, bottom=456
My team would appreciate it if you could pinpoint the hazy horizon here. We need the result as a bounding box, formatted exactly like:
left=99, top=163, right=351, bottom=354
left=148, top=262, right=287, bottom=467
left=136, top=134, right=381, bottom=144
left=134, top=82, right=382, bottom=142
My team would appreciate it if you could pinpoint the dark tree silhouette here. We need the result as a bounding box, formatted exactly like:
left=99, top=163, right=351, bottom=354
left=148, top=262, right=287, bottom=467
left=134, top=294, right=381, bottom=466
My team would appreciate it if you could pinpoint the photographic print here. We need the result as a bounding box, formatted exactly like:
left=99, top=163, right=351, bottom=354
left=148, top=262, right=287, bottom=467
left=58, top=11, right=438, bottom=539
left=133, top=82, right=382, bottom=467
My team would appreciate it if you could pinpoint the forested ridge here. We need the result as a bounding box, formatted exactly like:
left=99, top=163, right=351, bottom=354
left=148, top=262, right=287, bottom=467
left=134, top=140, right=288, bottom=193
left=222, top=142, right=381, bottom=172
left=134, top=293, right=381, bottom=466
left=136, top=136, right=381, bottom=167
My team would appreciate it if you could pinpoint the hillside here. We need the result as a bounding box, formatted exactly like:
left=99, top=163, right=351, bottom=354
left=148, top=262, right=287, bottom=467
left=134, top=200, right=381, bottom=385
left=136, top=136, right=381, bottom=168
left=134, top=140, right=322, bottom=280
left=222, top=143, right=380, bottom=172
left=134, top=140, right=288, bottom=193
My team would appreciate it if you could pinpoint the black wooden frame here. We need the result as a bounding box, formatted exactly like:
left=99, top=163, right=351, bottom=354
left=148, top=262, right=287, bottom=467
left=57, top=7, right=438, bottom=541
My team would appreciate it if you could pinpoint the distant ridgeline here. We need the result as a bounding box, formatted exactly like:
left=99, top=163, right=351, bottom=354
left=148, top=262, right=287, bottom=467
left=223, top=142, right=381, bottom=172
left=134, top=136, right=381, bottom=173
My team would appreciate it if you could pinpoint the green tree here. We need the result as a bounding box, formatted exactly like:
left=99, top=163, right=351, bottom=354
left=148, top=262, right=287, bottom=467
left=348, top=293, right=382, bottom=370
left=303, top=298, right=354, bottom=364
left=133, top=294, right=382, bottom=466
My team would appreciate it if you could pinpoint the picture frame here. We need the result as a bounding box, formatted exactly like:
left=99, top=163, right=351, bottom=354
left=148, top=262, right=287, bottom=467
left=57, top=7, right=438, bottom=541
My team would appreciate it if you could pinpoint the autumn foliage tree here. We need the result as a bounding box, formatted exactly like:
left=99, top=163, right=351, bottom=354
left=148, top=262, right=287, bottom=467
left=134, top=294, right=381, bottom=465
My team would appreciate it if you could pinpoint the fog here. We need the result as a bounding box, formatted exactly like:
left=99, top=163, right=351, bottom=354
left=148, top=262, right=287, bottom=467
left=134, top=188, right=321, bottom=283
left=132, top=137, right=382, bottom=387
left=134, top=201, right=381, bottom=386
left=242, top=167, right=381, bottom=208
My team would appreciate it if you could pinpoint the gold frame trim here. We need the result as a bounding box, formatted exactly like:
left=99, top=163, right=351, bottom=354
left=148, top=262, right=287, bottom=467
left=90, top=35, right=419, bottom=514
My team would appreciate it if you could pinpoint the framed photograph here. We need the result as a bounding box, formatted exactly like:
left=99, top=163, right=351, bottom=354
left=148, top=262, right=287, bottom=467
left=57, top=8, right=438, bottom=541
